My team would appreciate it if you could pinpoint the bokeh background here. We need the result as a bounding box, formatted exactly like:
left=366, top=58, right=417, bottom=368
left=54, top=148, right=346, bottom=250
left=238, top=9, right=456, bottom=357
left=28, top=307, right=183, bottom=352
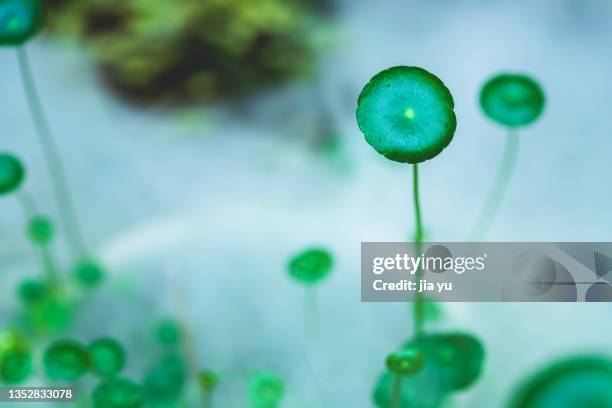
left=2, top=0, right=612, bottom=406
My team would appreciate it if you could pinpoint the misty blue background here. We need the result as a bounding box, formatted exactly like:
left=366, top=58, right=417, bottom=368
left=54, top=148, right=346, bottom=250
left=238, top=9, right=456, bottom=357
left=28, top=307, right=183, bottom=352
left=2, top=0, right=612, bottom=406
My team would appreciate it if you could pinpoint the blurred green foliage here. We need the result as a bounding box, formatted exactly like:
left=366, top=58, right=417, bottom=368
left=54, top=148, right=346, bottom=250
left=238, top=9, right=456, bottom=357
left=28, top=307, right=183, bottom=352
left=89, top=337, right=126, bottom=377
left=198, top=369, right=219, bottom=393
left=45, top=0, right=332, bottom=105
left=72, top=258, right=105, bottom=288
left=43, top=339, right=90, bottom=380
left=0, top=153, right=25, bottom=195
left=509, top=355, right=612, bottom=408
left=288, top=247, right=333, bottom=285
left=480, top=73, right=545, bottom=128
left=143, top=353, right=187, bottom=404
left=248, top=372, right=285, bottom=408
left=374, top=332, right=485, bottom=408
left=386, top=348, right=425, bottom=376
left=27, top=215, right=54, bottom=245
left=25, top=295, right=74, bottom=334
left=18, top=278, right=47, bottom=305
left=92, top=377, right=146, bottom=408
left=404, top=333, right=485, bottom=392
left=155, top=319, right=182, bottom=346
left=0, top=331, right=33, bottom=384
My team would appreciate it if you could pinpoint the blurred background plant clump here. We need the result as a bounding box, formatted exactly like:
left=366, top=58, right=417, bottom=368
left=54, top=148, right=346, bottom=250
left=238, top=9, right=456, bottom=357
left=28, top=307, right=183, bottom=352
left=43, top=0, right=333, bottom=105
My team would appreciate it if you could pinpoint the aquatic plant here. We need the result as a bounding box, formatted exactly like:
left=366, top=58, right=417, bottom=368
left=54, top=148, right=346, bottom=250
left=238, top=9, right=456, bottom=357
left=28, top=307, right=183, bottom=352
left=89, top=337, right=126, bottom=377
left=357, top=66, right=456, bottom=334
left=403, top=332, right=484, bottom=391
left=386, top=349, right=425, bottom=376
left=198, top=369, right=219, bottom=407
left=72, top=259, right=105, bottom=288
left=248, top=372, right=285, bottom=408
left=25, top=295, right=74, bottom=334
left=0, top=330, right=32, bottom=384
left=373, top=333, right=485, bottom=408
left=0, top=153, right=25, bottom=194
left=17, top=45, right=87, bottom=259
left=288, top=247, right=333, bottom=284
left=356, top=66, right=456, bottom=164
left=1, top=0, right=93, bottom=264
left=288, top=246, right=333, bottom=324
left=198, top=370, right=219, bottom=392
left=0, top=0, right=44, bottom=46
left=27, top=215, right=54, bottom=244
left=480, top=74, right=545, bottom=128
left=143, top=353, right=187, bottom=403
left=385, top=349, right=425, bottom=408
left=471, top=73, right=545, bottom=239
left=355, top=67, right=486, bottom=407
left=25, top=214, right=60, bottom=285
left=17, top=278, right=47, bottom=304
left=0, top=153, right=63, bottom=287
left=508, top=355, right=612, bottom=407
left=155, top=319, right=182, bottom=346
left=43, top=339, right=89, bottom=380
left=1, top=5, right=214, bottom=406
left=92, top=377, right=145, bottom=408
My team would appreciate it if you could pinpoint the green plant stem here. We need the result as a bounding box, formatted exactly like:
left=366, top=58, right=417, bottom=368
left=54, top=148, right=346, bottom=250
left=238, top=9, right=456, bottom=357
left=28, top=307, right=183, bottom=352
left=412, top=164, right=424, bottom=243
left=391, top=374, right=402, bottom=408
left=39, top=245, right=59, bottom=285
left=16, top=191, right=61, bottom=285
left=412, top=164, right=425, bottom=337
left=16, top=46, right=86, bottom=260
left=470, top=129, right=520, bottom=240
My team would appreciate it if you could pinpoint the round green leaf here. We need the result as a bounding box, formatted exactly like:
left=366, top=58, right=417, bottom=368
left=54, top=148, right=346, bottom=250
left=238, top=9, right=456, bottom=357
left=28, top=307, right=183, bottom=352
left=357, top=66, right=457, bottom=163
left=89, top=338, right=126, bottom=377
left=27, top=216, right=54, bottom=245
left=288, top=247, right=333, bottom=285
left=43, top=339, right=89, bottom=381
left=17, top=278, right=47, bottom=305
left=0, top=0, right=44, bottom=46
left=0, top=153, right=24, bottom=195
left=73, top=259, right=105, bottom=288
left=480, top=73, right=545, bottom=128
